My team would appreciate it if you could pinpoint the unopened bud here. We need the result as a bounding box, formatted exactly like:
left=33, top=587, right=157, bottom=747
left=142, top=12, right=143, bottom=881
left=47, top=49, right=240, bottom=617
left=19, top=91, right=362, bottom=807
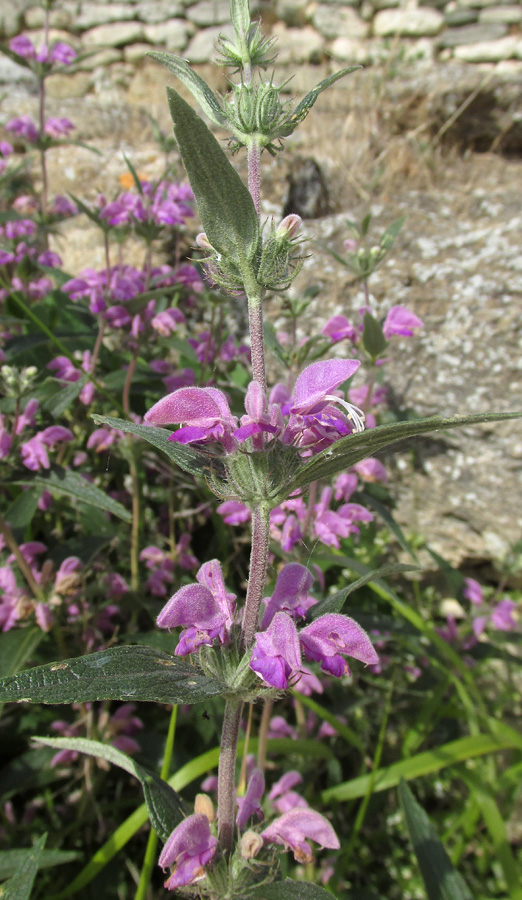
left=195, top=232, right=213, bottom=251
left=194, top=793, right=215, bottom=823
left=275, top=214, right=301, bottom=241
left=240, top=830, right=263, bottom=859
left=343, top=238, right=358, bottom=253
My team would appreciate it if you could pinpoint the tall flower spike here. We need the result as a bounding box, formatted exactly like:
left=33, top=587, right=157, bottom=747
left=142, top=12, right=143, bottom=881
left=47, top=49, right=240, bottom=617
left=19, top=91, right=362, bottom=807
left=299, top=613, right=379, bottom=678
left=158, top=814, right=218, bottom=890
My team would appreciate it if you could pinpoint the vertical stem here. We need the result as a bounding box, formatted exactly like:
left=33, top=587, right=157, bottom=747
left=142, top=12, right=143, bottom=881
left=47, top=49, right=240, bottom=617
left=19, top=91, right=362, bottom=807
left=257, top=699, right=273, bottom=772
left=238, top=702, right=254, bottom=794
left=241, top=503, right=271, bottom=651
left=130, top=449, right=140, bottom=593
left=247, top=142, right=261, bottom=217
left=246, top=291, right=266, bottom=393
left=123, top=345, right=140, bottom=417
left=135, top=706, right=178, bottom=900
left=217, top=699, right=243, bottom=853
left=0, top=514, right=46, bottom=603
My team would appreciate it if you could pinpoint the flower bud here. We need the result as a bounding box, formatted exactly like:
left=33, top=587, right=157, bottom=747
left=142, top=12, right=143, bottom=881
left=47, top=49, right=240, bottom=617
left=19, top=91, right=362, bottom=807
left=240, top=830, right=263, bottom=859
left=255, top=83, right=281, bottom=131
left=275, top=214, right=301, bottom=241
left=236, top=85, right=257, bottom=132
left=195, top=232, right=213, bottom=251
left=343, top=238, right=358, bottom=253
left=194, top=793, right=215, bottom=824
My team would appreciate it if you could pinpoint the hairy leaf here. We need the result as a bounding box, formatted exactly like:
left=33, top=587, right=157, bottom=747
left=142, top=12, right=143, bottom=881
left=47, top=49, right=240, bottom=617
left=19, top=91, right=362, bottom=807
left=308, top=563, right=418, bottom=620
left=288, top=67, right=361, bottom=130
left=250, top=881, right=338, bottom=899
left=0, top=848, right=79, bottom=880
left=2, top=834, right=46, bottom=900
left=0, top=645, right=226, bottom=705
left=13, top=465, right=131, bottom=523
left=166, top=86, right=259, bottom=263
left=149, top=52, right=226, bottom=126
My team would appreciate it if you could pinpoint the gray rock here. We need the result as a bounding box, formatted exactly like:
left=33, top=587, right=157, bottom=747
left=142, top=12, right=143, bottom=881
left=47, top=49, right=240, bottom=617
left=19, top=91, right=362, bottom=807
left=443, top=8, right=478, bottom=27
left=329, top=36, right=376, bottom=65
left=274, top=0, right=311, bottom=27
left=137, top=0, right=185, bottom=21
left=270, top=24, right=325, bottom=64
left=313, top=4, right=369, bottom=39
left=124, top=42, right=154, bottom=62
left=0, top=53, right=34, bottom=83
left=75, top=5, right=138, bottom=30
left=0, top=0, right=28, bottom=38
left=453, top=34, right=518, bottom=61
left=184, top=24, right=234, bottom=63
left=76, top=48, right=124, bottom=70
left=479, top=5, right=522, bottom=25
left=82, top=22, right=146, bottom=48
left=185, top=0, right=231, bottom=26
left=438, top=22, right=508, bottom=48
left=45, top=71, right=92, bottom=98
left=373, top=8, right=444, bottom=37
left=143, top=20, right=192, bottom=50
left=25, top=6, right=72, bottom=29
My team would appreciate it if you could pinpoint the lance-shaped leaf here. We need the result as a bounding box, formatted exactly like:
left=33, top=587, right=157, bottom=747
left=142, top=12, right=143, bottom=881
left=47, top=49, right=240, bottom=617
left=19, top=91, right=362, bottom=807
left=288, top=411, right=522, bottom=493
left=0, top=847, right=79, bottom=880
left=34, top=737, right=185, bottom=842
left=250, top=881, right=339, bottom=900
left=149, top=52, right=226, bottom=127
left=91, top=414, right=226, bottom=480
left=282, top=66, right=361, bottom=135
left=0, top=645, right=226, bottom=705
left=230, top=0, right=251, bottom=39
left=399, top=779, right=473, bottom=900
left=2, top=834, right=46, bottom=900
left=13, top=465, right=131, bottom=523
left=166, top=86, right=259, bottom=263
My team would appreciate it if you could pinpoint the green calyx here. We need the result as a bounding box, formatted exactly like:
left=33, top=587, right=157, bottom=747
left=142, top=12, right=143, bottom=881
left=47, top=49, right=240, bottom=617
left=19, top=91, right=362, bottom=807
left=222, top=444, right=302, bottom=507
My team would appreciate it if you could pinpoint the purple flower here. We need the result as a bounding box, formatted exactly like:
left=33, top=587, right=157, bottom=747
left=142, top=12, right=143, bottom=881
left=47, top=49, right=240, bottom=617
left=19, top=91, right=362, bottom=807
left=491, top=599, right=517, bottom=631
left=236, top=768, right=265, bottom=829
left=250, top=612, right=302, bottom=689
left=353, top=457, right=387, bottom=483
left=159, top=814, right=218, bottom=890
left=49, top=42, right=77, bottom=65
left=334, top=472, right=358, bottom=501
left=261, top=564, right=316, bottom=630
left=9, top=35, right=36, bottom=59
left=49, top=195, right=77, bottom=217
left=217, top=500, right=251, bottom=526
left=382, top=305, right=423, bottom=339
left=299, top=613, right=379, bottom=678
left=322, top=315, right=357, bottom=343
left=145, top=387, right=239, bottom=453
left=44, top=117, right=75, bottom=139
left=47, top=356, right=80, bottom=382
left=6, top=115, right=39, bottom=143
left=151, top=308, right=185, bottom=336
left=463, top=577, right=483, bottom=606
left=157, top=559, right=236, bottom=655
left=261, top=808, right=340, bottom=862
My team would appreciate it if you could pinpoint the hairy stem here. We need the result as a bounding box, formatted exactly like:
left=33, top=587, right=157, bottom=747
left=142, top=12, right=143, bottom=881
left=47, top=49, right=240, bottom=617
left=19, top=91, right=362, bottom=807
left=257, top=698, right=273, bottom=772
left=129, top=449, right=141, bottom=593
left=0, top=513, right=46, bottom=603
left=246, top=291, right=266, bottom=392
left=241, top=503, right=271, bottom=651
left=217, top=699, right=242, bottom=853
left=247, top=142, right=261, bottom=218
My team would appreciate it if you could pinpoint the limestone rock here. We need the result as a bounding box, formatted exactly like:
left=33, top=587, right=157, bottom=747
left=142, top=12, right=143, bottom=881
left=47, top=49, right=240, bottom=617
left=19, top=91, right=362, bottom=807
left=373, top=8, right=444, bottom=37
left=137, top=0, right=185, bottom=22
left=24, top=6, right=72, bottom=29
left=82, top=22, right=146, bottom=48
left=0, top=53, right=34, bottom=83
left=270, top=23, right=325, bottom=63
left=329, top=36, right=378, bottom=65
left=185, top=24, right=234, bottom=63
left=45, top=71, right=92, bottom=98
left=443, top=8, right=478, bottom=26
left=313, top=5, right=369, bottom=40
left=143, top=20, right=192, bottom=50
left=124, top=42, right=155, bottom=63
left=479, top=5, right=522, bottom=25
left=274, top=0, right=312, bottom=27
left=185, top=0, right=231, bottom=26
left=453, top=35, right=519, bottom=62
left=75, top=5, right=138, bottom=30
left=76, top=48, right=124, bottom=71
left=0, top=0, right=28, bottom=38
left=438, top=22, right=508, bottom=48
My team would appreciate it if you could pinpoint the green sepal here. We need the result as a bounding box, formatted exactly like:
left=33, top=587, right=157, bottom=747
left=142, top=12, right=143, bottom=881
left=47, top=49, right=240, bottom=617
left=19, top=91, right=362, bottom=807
left=280, top=66, right=361, bottom=135
left=361, top=310, right=388, bottom=359
left=34, top=737, right=185, bottom=841
left=148, top=52, right=226, bottom=127
left=399, top=779, right=473, bottom=900
left=0, top=645, right=227, bottom=705
left=288, top=411, right=522, bottom=494
left=91, top=414, right=226, bottom=481
left=249, top=881, right=338, bottom=899
left=166, top=86, right=260, bottom=264
left=1, top=834, right=46, bottom=900
left=13, top=465, right=132, bottom=523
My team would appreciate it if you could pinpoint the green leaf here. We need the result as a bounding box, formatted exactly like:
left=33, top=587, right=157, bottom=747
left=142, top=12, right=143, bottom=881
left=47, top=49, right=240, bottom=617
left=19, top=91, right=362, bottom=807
left=322, top=733, right=521, bottom=803
left=166, top=86, right=259, bottom=263
left=0, top=645, right=226, bottom=705
left=0, top=628, right=43, bottom=679
left=122, top=152, right=144, bottom=194
left=289, top=412, right=522, bottom=492
left=4, top=489, right=40, bottom=530
left=288, top=66, right=361, bottom=131
left=34, top=737, right=184, bottom=842
left=380, top=215, right=405, bottom=250
left=360, top=490, right=419, bottom=561
left=250, top=881, right=338, bottom=899
left=308, top=563, right=418, bottom=620
left=0, top=848, right=79, bottom=881
left=2, top=834, right=46, bottom=900
left=399, top=779, right=473, bottom=900
left=361, top=311, right=387, bottom=359
left=148, top=52, right=226, bottom=127
left=13, top=466, right=132, bottom=523
left=230, top=0, right=251, bottom=39
left=91, top=414, right=225, bottom=480
left=43, top=377, right=85, bottom=416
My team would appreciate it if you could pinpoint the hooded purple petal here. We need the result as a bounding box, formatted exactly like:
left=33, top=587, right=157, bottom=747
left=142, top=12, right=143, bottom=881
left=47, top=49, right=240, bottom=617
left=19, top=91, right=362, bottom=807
left=159, top=814, right=217, bottom=889
left=261, top=563, right=315, bottom=630
left=291, top=359, right=360, bottom=414
left=299, top=613, right=379, bottom=677
left=145, top=386, right=235, bottom=426
left=236, top=767, right=265, bottom=829
left=261, top=808, right=340, bottom=862
left=250, top=612, right=302, bottom=689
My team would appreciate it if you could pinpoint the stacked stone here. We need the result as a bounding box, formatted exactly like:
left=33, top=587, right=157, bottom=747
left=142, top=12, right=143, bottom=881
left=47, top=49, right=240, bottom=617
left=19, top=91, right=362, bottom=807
left=1, top=0, right=521, bottom=77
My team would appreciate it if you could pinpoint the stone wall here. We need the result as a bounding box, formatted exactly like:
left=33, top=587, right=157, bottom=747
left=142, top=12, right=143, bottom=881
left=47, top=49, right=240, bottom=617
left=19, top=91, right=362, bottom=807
left=1, top=0, right=522, bottom=76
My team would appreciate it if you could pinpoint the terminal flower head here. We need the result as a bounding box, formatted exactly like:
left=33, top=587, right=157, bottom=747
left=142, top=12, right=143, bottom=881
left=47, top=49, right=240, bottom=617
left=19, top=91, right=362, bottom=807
left=158, top=814, right=218, bottom=890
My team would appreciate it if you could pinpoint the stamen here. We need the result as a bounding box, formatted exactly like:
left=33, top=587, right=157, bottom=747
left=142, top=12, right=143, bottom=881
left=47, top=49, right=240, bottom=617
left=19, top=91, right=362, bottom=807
left=324, top=395, right=366, bottom=433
